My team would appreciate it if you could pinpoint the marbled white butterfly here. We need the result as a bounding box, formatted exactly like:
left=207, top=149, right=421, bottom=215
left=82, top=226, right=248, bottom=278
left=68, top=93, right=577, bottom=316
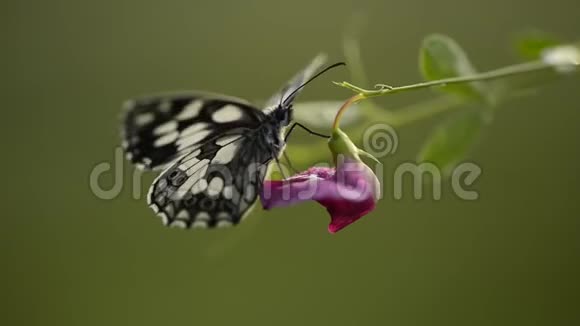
left=121, top=54, right=344, bottom=228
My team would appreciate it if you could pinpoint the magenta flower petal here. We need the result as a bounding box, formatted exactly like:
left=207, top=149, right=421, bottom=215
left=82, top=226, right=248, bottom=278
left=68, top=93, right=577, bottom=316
left=260, top=160, right=379, bottom=233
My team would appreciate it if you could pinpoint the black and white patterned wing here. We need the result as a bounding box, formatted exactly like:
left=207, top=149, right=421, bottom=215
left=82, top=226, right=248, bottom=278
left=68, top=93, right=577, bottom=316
left=263, top=53, right=327, bottom=111
left=127, top=56, right=330, bottom=228
left=147, top=130, right=273, bottom=228
left=121, top=92, right=264, bottom=170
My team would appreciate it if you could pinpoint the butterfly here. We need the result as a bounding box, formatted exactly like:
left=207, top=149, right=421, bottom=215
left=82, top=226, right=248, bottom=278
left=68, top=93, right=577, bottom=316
left=121, top=54, right=344, bottom=229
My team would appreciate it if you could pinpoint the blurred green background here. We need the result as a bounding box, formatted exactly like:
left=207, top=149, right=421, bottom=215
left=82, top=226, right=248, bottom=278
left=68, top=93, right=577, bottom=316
left=3, top=0, right=579, bottom=325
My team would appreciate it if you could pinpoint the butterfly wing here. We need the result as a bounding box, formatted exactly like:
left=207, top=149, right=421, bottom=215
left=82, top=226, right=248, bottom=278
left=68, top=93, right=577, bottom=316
left=125, top=55, right=328, bottom=228
left=147, top=129, right=274, bottom=228
left=263, top=53, right=327, bottom=111
left=121, top=92, right=265, bottom=170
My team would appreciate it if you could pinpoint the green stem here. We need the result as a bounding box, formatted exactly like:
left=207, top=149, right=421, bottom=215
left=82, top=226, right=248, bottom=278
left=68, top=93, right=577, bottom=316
left=336, top=60, right=575, bottom=98
left=333, top=94, right=364, bottom=130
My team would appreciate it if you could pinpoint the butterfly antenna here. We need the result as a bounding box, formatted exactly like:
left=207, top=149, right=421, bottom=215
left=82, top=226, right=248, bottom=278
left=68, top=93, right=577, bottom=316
left=281, top=61, right=346, bottom=105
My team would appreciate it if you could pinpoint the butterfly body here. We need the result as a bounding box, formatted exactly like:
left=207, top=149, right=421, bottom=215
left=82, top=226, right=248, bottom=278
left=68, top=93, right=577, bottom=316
left=262, top=106, right=292, bottom=152
left=121, top=55, right=328, bottom=228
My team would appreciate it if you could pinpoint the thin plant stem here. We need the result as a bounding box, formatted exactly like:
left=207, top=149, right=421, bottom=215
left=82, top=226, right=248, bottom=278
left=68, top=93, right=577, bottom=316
left=333, top=58, right=578, bottom=127
left=333, top=94, right=364, bottom=129
left=335, top=60, right=569, bottom=97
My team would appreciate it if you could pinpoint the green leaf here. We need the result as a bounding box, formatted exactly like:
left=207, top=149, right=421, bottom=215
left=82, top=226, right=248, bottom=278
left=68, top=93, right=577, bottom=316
left=417, top=110, right=483, bottom=176
left=419, top=34, right=488, bottom=101
left=513, top=30, right=562, bottom=60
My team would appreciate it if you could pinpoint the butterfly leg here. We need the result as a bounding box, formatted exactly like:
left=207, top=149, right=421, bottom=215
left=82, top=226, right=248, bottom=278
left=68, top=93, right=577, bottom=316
left=273, top=156, right=290, bottom=179
left=284, top=123, right=330, bottom=142
left=258, top=150, right=290, bottom=179
left=282, top=151, right=299, bottom=174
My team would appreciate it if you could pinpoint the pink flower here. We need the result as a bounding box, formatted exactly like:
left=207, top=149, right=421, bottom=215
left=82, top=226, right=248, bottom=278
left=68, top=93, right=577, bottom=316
left=260, top=158, right=380, bottom=233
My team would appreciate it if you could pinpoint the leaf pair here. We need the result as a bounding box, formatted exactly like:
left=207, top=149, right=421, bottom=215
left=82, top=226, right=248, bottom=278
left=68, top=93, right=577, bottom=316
left=418, top=34, right=488, bottom=174
left=417, top=31, right=574, bottom=175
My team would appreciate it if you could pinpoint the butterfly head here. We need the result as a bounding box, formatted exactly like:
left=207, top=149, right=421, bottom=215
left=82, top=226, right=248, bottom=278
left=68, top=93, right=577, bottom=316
left=272, top=103, right=293, bottom=126
left=272, top=61, right=345, bottom=127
